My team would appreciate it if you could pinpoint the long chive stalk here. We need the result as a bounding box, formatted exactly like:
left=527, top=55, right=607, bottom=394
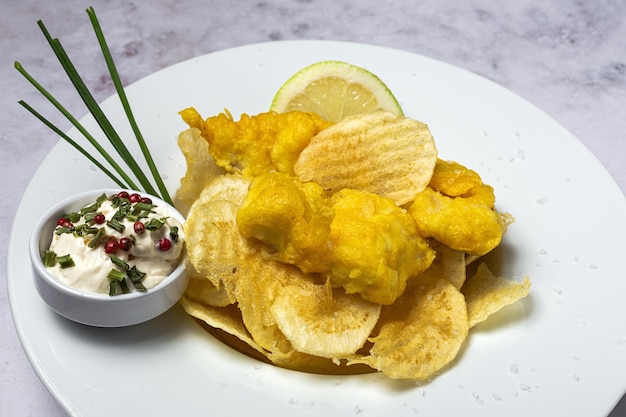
left=87, top=7, right=172, bottom=204
left=17, top=99, right=127, bottom=188
left=15, top=7, right=174, bottom=205
left=36, top=19, right=160, bottom=198
left=14, top=62, right=139, bottom=190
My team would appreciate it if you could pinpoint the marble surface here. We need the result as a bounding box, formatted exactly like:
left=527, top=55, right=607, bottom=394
left=1, top=0, right=625, bottom=416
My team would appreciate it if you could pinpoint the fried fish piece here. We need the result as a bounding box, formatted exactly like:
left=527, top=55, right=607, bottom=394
left=409, top=160, right=505, bottom=256
left=237, top=171, right=435, bottom=305
left=180, top=107, right=331, bottom=178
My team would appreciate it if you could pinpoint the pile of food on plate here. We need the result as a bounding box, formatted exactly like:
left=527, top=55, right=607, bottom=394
left=175, top=61, right=531, bottom=380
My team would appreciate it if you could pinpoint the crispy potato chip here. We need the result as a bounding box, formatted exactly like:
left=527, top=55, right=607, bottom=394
left=183, top=175, right=252, bottom=302
left=176, top=128, right=225, bottom=214
left=182, top=295, right=365, bottom=374
left=423, top=240, right=467, bottom=290
left=462, top=263, right=531, bottom=328
left=268, top=349, right=375, bottom=375
left=351, top=275, right=469, bottom=380
left=294, top=111, right=438, bottom=206
left=180, top=296, right=267, bottom=357
left=271, top=279, right=381, bottom=358
left=233, top=254, right=312, bottom=355
left=185, top=271, right=232, bottom=307
left=193, top=172, right=250, bottom=206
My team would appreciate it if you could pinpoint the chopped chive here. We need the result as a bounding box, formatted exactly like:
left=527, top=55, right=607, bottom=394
left=87, top=227, right=106, bottom=248
left=57, top=254, right=75, bottom=268
left=73, top=224, right=98, bottom=236
left=109, top=254, right=129, bottom=271
left=106, top=218, right=125, bottom=233
left=133, top=202, right=155, bottom=212
left=111, top=195, right=130, bottom=208
left=43, top=250, right=57, bottom=267
left=55, top=227, right=73, bottom=235
left=112, top=205, right=129, bottom=220
left=128, top=266, right=147, bottom=291
left=108, top=280, right=118, bottom=296
left=79, top=200, right=101, bottom=215
left=119, top=278, right=130, bottom=294
left=107, top=268, right=126, bottom=281
left=96, top=193, right=108, bottom=204
left=136, top=210, right=151, bottom=220
left=83, top=212, right=96, bottom=223
left=144, top=217, right=165, bottom=231
left=170, top=226, right=179, bottom=243
left=64, top=212, right=82, bottom=223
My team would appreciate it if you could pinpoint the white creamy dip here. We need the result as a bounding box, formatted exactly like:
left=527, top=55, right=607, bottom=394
left=45, top=192, right=185, bottom=295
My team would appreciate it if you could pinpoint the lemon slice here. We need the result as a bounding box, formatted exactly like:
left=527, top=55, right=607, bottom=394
left=270, top=60, right=403, bottom=122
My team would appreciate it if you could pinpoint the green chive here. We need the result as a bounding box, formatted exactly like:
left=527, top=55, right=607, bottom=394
left=111, top=195, right=130, bottom=208
left=109, top=254, right=129, bottom=271
left=73, top=224, right=98, bottom=237
left=87, top=227, right=106, bottom=248
left=64, top=212, right=82, bottom=223
left=108, top=280, right=118, bottom=296
left=112, top=206, right=129, bottom=220
left=128, top=266, right=147, bottom=291
left=79, top=200, right=101, bottom=215
left=144, top=217, right=165, bottom=231
left=14, top=66, right=137, bottom=190
left=83, top=212, right=96, bottom=223
left=96, top=193, right=108, bottom=204
left=15, top=8, right=175, bottom=204
left=43, top=250, right=57, bottom=267
left=170, top=226, right=179, bottom=243
left=55, top=227, right=73, bottom=235
left=107, top=268, right=126, bottom=281
left=38, top=20, right=158, bottom=197
left=133, top=202, right=155, bottom=212
left=106, top=218, right=125, bottom=233
left=119, top=278, right=130, bottom=294
left=86, top=7, right=172, bottom=205
left=57, top=254, right=75, bottom=268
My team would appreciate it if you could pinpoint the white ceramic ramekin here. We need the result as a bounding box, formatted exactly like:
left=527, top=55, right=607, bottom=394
left=29, top=189, right=189, bottom=327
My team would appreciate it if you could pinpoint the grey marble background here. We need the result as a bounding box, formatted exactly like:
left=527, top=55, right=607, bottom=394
left=1, top=0, right=625, bottom=416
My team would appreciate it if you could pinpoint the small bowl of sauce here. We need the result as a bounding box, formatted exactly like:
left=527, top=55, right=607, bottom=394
left=29, top=189, right=188, bottom=327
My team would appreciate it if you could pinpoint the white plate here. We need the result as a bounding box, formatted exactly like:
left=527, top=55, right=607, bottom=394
left=9, top=40, right=626, bottom=417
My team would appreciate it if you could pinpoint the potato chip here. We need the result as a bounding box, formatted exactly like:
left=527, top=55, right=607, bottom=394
left=192, top=172, right=250, bottom=206
left=294, top=111, right=438, bottom=206
left=271, top=279, right=381, bottom=358
left=351, top=275, right=469, bottom=380
left=176, top=128, right=225, bottom=214
left=462, top=263, right=531, bottom=328
left=183, top=174, right=252, bottom=303
left=179, top=296, right=267, bottom=358
left=184, top=271, right=232, bottom=307
left=423, top=240, right=467, bottom=290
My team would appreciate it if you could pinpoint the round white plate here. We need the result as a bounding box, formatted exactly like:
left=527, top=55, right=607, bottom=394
left=9, top=40, right=626, bottom=417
